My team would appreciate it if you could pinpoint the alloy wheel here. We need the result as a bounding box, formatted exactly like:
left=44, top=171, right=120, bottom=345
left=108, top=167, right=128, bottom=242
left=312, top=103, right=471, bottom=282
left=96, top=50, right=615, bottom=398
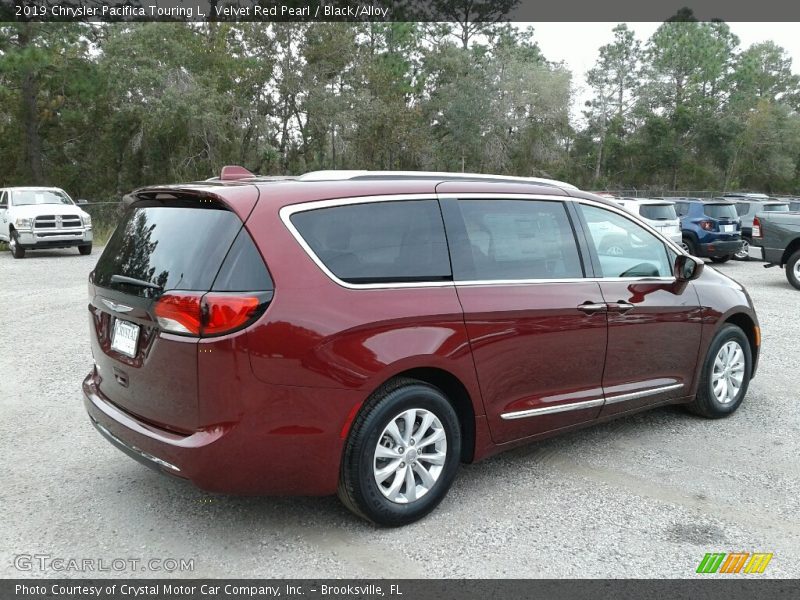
left=735, top=240, right=750, bottom=260
left=711, top=340, right=745, bottom=404
left=373, top=408, right=447, bottom=504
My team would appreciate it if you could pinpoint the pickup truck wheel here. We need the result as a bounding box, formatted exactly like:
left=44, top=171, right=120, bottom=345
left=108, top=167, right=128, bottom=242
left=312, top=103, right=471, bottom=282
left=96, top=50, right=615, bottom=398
left=78, top=243, right=92, bottom=256
left=9, top=230, right=25, bottom=259
left=687, top=324, right=752, bottom=419
left=710, top=255, right=731, bottom=264
left=734, top=239, right=750, bottom=261
left=787, top=249, right=800, bottom=290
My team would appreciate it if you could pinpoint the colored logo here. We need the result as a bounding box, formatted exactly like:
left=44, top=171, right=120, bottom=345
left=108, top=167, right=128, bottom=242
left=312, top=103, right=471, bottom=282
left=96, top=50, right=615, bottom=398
left=696, top=552, right=773, bottom=574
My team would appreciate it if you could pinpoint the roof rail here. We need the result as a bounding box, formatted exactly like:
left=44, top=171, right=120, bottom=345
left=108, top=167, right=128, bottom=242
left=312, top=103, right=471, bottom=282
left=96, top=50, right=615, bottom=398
left=297, top=170, right=578, bottom=190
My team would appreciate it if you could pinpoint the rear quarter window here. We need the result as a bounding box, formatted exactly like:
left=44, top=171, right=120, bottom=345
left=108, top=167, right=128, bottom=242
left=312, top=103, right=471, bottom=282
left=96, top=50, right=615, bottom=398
left=289, top=200, right=451, bottom=284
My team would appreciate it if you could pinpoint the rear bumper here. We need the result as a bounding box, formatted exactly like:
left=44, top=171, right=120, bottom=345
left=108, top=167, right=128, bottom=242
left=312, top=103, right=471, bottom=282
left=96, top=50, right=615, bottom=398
left=18, top=228, right=92, bottom=248
left=760, top=247, right=784, bottom=265
left=697, top=239, right=743, bottom=258
left=83, top=372, right=359, bottom=495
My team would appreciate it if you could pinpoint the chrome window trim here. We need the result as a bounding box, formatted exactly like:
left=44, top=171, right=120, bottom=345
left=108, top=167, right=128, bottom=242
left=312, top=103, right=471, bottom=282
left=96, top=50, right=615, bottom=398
left=501, top=382, right=685, bottom=420
left=280, top=192, right=684, bottom=290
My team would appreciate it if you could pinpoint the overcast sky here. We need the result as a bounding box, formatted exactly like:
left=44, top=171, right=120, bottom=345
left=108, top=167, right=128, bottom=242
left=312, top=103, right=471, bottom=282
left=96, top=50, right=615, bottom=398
left=527, top=22, right=800, bottom=122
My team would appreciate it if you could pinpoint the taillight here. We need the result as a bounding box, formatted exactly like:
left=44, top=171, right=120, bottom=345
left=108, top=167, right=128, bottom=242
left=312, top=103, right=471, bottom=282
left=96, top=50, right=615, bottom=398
left=154, top=292, right=267, bottom=337
left=154, top=293, right=203, bottom=335
left=204, top=295, right=260, bottom=335
left=753, top=216, right=762, bottom=238
left=700, top=221, right=714, bottom=231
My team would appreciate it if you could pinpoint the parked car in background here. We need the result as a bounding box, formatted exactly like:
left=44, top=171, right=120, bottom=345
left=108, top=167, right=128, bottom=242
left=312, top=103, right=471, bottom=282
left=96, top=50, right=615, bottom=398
left=0, top=187, right=93, bottom=258
left=752, top=211, right=800, bottom=290
left=732, top=199, right=790, bottom=260
left=616, top=199, right=682, bottom=246
left=674, top=199, right=743, bottom=263
left=722, top=192, right=770, bottom=202
left=83, top=168, right=760, bottom=526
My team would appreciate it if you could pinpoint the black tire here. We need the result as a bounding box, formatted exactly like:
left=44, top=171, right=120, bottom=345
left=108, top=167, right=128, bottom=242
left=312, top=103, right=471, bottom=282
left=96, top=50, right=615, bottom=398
left=734, top=238, right=751, bottom=261
left=338, top=377, right=461, bottom=526
left=786, top=249, right=800, bottom=291
left=710, top=255, right=731, bottom=264
left=9, top=230, right=25, bottom=259
left=687, top=324, right=752, bottom=419
left=683, top=237, right=698, bottom=257
left=78, top=243, right=92, bottom=256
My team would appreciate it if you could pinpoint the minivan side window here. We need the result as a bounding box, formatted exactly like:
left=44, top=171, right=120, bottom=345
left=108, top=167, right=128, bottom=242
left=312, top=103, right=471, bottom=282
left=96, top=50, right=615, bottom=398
left=290, top=200, right=451, bottom=284
left=448, top=199, right=583, bottom=281
left=579, top=204, right=672, bottom=278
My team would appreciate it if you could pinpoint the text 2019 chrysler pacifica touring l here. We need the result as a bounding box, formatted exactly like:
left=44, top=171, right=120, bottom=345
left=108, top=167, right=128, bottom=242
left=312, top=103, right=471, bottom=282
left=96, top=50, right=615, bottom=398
left=83, top=169, right=760, bottom=526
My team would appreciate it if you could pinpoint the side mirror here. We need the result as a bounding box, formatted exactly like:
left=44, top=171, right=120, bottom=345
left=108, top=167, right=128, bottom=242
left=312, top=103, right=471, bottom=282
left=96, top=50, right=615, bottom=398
left=76, top=198, right=89, bottom=205
left=675, top=254, right=704, bottom=282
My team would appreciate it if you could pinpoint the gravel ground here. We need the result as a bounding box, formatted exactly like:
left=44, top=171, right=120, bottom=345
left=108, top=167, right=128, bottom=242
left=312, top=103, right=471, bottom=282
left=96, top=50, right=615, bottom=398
left=1, top=247, right=798, bottom=579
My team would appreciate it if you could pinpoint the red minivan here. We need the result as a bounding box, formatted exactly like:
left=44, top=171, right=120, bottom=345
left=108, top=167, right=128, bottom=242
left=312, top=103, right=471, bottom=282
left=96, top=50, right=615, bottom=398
left=84, top=170, right=760, bottom=526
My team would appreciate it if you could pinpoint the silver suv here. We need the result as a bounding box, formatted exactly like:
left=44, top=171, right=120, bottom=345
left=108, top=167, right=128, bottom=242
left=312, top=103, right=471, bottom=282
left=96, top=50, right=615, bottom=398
left=615, top=198, right=682, bottom=246
left=0, top=187, right=93, bottom=259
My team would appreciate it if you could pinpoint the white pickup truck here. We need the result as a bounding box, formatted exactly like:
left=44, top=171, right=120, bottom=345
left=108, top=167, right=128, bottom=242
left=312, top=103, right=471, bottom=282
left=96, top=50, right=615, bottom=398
left=0, top=187, right=93, bottom=259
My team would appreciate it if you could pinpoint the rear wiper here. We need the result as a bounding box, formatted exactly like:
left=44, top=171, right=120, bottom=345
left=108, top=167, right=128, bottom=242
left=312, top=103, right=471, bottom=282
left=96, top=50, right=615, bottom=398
left=110, top=274, right=163, bottom=291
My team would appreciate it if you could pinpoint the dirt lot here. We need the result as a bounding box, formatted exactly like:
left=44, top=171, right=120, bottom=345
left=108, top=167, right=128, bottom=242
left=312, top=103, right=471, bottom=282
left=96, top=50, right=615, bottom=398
left=1, top=248, right=798, bottom=578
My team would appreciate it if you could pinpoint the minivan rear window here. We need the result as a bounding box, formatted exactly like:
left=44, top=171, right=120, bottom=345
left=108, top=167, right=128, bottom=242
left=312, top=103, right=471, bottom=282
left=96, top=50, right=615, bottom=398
left=639, top=204, right=677, bottom=221
left=703, top=204, right=738, bottom=219
left=94, top=204, right=243, bottom=297
left=290, top=200, right=451, bottom=284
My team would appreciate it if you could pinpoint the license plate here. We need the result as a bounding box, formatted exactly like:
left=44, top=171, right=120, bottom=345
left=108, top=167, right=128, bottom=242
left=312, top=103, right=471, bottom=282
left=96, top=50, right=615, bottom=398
left=111, top=319, right=140, bottom=358
left=721, top=224, right=736, bottom=232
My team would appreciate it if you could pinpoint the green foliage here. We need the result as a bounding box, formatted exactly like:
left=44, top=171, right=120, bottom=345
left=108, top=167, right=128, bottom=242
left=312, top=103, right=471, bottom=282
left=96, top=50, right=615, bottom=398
left=0, top=15, right=799, bottom=203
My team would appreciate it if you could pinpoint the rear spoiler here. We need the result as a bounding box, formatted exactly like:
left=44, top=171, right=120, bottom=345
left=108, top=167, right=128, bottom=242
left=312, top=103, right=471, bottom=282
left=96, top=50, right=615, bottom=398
left=122, top=186, right=261, bottom=222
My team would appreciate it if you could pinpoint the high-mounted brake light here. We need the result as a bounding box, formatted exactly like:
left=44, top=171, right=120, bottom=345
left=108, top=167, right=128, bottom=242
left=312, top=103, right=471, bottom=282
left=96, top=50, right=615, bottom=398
left=154, top=292, right=264, bottom=336
left=752, top=216, right=762, bottom=238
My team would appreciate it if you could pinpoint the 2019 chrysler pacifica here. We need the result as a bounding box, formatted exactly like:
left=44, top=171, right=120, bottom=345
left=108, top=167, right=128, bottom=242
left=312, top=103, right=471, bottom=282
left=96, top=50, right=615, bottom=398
left=83, top=169, right=760, bottom=526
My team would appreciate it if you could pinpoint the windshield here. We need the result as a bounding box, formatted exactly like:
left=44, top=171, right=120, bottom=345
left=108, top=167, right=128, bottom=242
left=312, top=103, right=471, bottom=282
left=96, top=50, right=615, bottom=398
left=13, top=190, right=73, bottom=206
left=762, top=204, right=790, bottom=212
left=639, top=204, right=677, bottom=221
left=703, top=204, right=738, bottom=220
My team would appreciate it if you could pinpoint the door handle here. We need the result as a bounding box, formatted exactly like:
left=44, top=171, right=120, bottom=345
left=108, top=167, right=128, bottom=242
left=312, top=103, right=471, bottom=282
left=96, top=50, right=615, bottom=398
left=577, top=302, right=608, bottom=315
left=608, top=301, right=635, bottom=314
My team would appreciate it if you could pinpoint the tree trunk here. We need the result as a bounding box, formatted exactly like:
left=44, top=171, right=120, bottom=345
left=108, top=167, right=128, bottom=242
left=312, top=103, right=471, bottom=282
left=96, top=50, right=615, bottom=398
left=18, top=24, right=44, bottom=184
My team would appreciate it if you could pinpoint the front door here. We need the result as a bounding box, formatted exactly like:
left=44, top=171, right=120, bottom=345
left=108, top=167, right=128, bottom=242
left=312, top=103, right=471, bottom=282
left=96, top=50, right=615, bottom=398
left=440, top=195, right=608, bottom=444
left=576, top=203, right=704, bottom=416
